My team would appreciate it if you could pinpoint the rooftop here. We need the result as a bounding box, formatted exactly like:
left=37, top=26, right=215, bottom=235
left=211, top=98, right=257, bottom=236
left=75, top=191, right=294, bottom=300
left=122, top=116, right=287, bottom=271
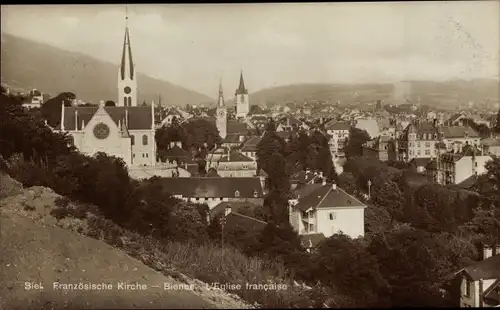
left=294, top=183, right=365, bottom=212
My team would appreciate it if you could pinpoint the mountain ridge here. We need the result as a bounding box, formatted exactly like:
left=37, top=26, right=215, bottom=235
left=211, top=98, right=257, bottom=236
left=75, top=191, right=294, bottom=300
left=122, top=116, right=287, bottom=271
left=1, top=33, right=214, bottom=106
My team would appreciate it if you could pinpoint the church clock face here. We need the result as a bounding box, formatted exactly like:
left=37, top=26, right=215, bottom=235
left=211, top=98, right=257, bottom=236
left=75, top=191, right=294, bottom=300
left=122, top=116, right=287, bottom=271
left=93, top=123, right=110, bottom=140
left=219, top=110, right=225, bottom=117
left=124, top=86, right=132, bottom=94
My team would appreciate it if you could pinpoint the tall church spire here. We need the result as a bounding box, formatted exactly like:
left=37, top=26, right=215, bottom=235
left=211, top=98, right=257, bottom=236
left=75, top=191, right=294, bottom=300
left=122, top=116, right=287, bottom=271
left=120, top=6, right=134, bottom=81
left=117, top=5, right=137, bottom=107
left=217, top=78, right=225, bottom=107
left=235, top=70, right=248, bottom=95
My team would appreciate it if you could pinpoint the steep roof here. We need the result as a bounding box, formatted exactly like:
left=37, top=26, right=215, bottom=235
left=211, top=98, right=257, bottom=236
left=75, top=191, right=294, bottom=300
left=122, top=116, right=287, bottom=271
left=325, top=121, right=350, bottom=131
left=463, top=254, right=500, bottom=281
left=209, top=201, right=261, bottom=218
left=241, top=136, right=261, bottom=152
left=62, top=106, right=152, bottom=131
left=227, top=120, right=248, bottom=134
left=440, top=126, right=480, bottom=139
left=294, top=183, right=366, bottom=212
left=457, top=174, right=479, bottom=189
left=158, top=177, right=263, bottom=199
left=235, top=71, right=248, bottom=95
left=482, top=137, right=500, bottom=147
left=120, top=27, right=135, bottom=80
left=218, top=152, right=254, bottom=162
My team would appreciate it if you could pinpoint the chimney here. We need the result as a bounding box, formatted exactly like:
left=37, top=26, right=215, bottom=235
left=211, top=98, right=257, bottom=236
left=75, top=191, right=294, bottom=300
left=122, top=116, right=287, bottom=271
left=225, top=205, right=232, bottom=216
left=483, top=245, right=493, bottom=260
left=332, top=183, right=337, bottom=191
left=322, top=178, right=327, bottom=186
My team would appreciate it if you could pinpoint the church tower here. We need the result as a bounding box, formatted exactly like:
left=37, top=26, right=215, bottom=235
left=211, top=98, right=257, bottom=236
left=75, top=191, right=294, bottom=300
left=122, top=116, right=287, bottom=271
left=216, top=80, right=227, bottom=139
left=117, top=10, right=137, bottom=107
left=235, top=70, right=249, bottom=118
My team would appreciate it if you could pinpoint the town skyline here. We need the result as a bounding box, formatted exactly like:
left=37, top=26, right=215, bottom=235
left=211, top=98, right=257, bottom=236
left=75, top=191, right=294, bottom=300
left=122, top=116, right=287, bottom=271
left=1, top=2, right=499, bottom=97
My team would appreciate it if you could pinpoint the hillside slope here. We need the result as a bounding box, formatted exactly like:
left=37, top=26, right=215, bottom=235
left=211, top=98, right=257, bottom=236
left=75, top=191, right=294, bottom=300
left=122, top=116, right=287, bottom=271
left=0, top=175, right=252, bottom=309
left=0, top=33, right=213, bottom=106
left=248, top=80, right=499, bottom=109
left=0, top=213, right=216, bottom=310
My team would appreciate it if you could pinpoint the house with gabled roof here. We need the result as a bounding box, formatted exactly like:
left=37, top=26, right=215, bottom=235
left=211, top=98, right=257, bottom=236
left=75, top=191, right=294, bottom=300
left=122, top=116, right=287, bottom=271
left=207, top=151, right=257, bottom=178
left=457, top=245, right=500, bottom=307
left=158, top=177, right=264, bottom=209
left=288, top=178, right=366, bottom=240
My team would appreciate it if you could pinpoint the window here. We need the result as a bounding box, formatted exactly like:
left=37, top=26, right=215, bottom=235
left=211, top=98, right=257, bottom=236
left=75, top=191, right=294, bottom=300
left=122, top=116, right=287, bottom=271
left=417, top=150, right=421, bottom=156
left=131, top=135, right=135, bottom=145
left=124, top=96, right=127, bottom=106
left=234, top=190, right=240, bottom=197
left=464, top=280, right=471, bottom=297
left=329, top=212, right=336, bottom=220
left=146, top=153, right=148, bottom=158
left=243, top=164, right=248, bottom=169
left=425, top=142, right=430, bottom=148
left=425, top=150, right=430, bottom=155
left=133, top=153, right=135, bottom=158
left=475, top=162, right=477, bottom=167
left=253, top=190, right=259, bottom=198
left=309, top=224, right=315, bottom=232
left=142, top=135, right=148, bottom=145
left=142, top=153, right=145, bottom=158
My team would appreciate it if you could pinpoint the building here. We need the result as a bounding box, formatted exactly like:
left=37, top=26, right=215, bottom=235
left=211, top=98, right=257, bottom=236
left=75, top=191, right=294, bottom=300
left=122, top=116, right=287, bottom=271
left=22, top=89, right=44, bottom=109
left=397, top=122, right=440, bottom=162
left=235, top=71, right=250, bottom=118
left=324, top=121, right=350, bottom=158
left=482, top=137, right=500, bottom=157
left=216, top=80, right=228, bottom=139
left=157, top=177, right=264, bottom=209
left=457, top=245, right=500, bottom=307
left=288, top=179, right=366, bottom=239
left=362, top=135, right=396, bottom=162
left=207, top=151, right=257, bottom=178
left=117, top=23, right=137, bottom=107
left=441, top=126, right=481, bottom=152
left=240, top=136, right=261, bottom=160
left=430, top=150, right=492, bottom=185
left=215, top=80, right=250, bottom=146
left=58, top=20, right=155, bottom=167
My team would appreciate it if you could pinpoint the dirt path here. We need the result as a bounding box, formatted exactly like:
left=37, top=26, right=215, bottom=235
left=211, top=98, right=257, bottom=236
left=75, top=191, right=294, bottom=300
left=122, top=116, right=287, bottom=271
left=0, top=212, right=216, bottom=310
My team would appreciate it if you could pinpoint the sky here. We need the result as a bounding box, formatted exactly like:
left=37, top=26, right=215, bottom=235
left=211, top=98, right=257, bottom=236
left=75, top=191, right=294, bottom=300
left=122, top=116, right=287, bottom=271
left=1, top=2, right=499, bottom=97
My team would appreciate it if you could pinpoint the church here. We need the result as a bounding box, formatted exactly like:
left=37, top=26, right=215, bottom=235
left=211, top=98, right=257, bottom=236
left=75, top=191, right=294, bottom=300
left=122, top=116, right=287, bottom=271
left=59, top=18, right=156, bottom=167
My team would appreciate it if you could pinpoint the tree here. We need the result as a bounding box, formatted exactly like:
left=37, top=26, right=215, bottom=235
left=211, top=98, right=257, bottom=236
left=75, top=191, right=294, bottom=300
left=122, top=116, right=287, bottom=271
left=371, top=180, right=404, bottom=224
left=495, top=108, right=500, bottom=134
left=473, top=156, right=500, bottom=205
left=41, top=92, right=76, bottom=128
left=314, top=234, right=390, bottom=307
left=0, top=92, right=74, bottom=164
left=180, top=118, right=222, bottom=152
left=368, top=227, right=454, bottom=307
left=344, top=127, right=370, bottom=158
left=105, top=100, right=116, bottom=107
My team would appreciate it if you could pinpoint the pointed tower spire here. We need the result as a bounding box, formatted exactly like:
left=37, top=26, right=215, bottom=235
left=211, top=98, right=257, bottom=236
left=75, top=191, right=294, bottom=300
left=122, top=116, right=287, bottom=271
left=120, top=6, right=134, bottom=81
left=235, top=69, right=248, bottom=95
left=217, top=78, right=225, bottom=107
